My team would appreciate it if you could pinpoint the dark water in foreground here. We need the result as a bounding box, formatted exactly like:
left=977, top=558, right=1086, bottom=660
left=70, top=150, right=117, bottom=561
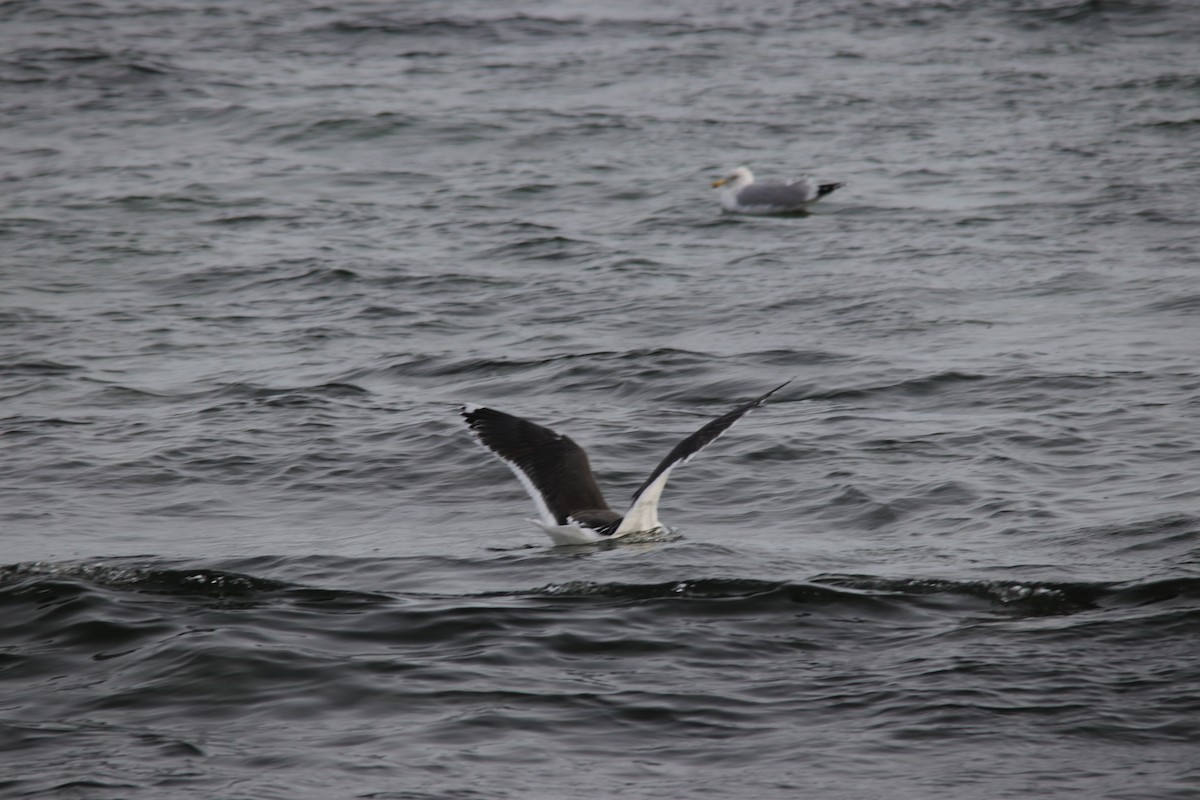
left=3, top=557, right=1198, bottom=799
left=2, top=0, right=1199, bottom=797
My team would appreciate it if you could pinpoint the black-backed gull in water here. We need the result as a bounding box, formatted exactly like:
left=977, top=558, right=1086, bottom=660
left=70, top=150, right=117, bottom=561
left=462, top=383, right=789, bottom=545
left=712, top=166, right=843, bottom=215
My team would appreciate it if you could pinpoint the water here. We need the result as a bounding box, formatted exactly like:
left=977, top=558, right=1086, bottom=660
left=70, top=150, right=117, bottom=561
left=2, top=0, right=1198, bottom=797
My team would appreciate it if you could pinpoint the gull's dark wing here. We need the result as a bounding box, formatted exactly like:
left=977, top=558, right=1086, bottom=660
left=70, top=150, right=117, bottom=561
left=629, top=382, right=791, bottom=504
left=463, top=406, right=612, bottom=525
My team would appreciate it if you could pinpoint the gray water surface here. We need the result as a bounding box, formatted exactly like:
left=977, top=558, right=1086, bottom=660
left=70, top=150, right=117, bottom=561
left=2, top=1, right=1198, bottom=798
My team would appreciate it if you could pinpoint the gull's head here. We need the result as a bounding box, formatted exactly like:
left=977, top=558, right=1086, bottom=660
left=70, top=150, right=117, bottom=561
left=711, top=166, right=754, bottom=189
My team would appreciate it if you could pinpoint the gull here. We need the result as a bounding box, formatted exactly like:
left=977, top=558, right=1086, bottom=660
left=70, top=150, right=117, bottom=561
left=712, top=166, right=843, bottom=214
left=462, top=383, right=789, bottom=545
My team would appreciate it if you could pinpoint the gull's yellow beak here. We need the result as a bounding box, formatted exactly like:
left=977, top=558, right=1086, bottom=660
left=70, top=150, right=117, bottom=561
left=711, top=178, right=727, bottom=188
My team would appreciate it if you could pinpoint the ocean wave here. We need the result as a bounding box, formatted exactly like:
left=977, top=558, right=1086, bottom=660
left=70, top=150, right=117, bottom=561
left=5, top=558, right=1196, bottom=622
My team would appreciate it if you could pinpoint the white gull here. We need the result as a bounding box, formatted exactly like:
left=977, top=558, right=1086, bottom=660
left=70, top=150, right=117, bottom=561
left=712, top=166, right=843, bottom=215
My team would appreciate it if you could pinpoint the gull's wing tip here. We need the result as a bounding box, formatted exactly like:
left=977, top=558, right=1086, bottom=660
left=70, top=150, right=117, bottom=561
left=746, top=379, right=793, bottom=408
left=766, top=379, right=792, bottom=397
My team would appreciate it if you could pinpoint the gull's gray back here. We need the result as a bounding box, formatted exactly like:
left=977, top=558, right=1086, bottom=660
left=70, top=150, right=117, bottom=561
left=735, top=178, right=819, bottom=208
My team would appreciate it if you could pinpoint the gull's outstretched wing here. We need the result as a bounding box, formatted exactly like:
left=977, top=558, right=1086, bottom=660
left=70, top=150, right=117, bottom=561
left=615, top=382, right=790, bottom=535
left=463, top=406, right=612, bottom=526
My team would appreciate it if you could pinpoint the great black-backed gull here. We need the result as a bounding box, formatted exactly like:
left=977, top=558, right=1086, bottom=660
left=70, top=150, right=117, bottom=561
left=712, top=166, right=843, bottom=215
left=462, top=383, right=789, bottom=545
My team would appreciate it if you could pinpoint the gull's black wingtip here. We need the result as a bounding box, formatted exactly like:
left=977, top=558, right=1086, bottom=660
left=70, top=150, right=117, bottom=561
left=755, top=380, right=792, bottom=406
left=461, top=404, right=499, bottom=436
